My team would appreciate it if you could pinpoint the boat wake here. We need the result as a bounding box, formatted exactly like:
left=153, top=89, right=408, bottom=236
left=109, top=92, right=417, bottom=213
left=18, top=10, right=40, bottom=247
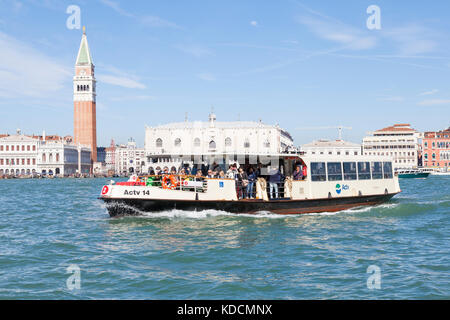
left=104, top=201, right=399, bottom=220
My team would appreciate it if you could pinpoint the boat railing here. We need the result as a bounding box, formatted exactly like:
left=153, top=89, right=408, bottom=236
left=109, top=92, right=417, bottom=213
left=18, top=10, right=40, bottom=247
left=116, top=174, right=208, bottom=193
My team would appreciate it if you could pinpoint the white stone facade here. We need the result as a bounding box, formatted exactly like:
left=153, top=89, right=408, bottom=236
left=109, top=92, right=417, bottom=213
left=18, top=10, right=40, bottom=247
left=38, top=140, right=91, bottom=176
left=144, top=113, right=295, bottom=171
left=362, top=124, right=422, bottom=170
left=0, top=131, right=91, bottom=176
left=115, top=139, right=146, bottom=175
left=0, top=132, right=39, bottom=176
left=301, top=139, right=362, bottom=156
left=145, top=114, right=294, bottom=156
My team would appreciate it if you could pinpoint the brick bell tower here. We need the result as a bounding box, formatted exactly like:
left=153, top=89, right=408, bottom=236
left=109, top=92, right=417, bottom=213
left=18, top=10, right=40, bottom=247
left=73, top=26, right=97, bottom=162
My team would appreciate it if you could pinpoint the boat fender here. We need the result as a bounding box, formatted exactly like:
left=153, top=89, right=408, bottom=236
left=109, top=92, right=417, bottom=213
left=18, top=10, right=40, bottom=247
left=162, top=175, right=177, bottom=190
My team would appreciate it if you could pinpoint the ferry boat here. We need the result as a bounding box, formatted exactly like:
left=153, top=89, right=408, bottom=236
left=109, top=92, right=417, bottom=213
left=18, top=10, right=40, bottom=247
left=99, top=154, right=401, bottom=217
left=396, top=168, right=430, bottom=179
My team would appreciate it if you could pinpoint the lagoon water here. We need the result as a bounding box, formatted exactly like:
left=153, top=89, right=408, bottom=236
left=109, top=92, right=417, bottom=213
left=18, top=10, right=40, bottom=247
left=0, top=177, right=448, bottom=299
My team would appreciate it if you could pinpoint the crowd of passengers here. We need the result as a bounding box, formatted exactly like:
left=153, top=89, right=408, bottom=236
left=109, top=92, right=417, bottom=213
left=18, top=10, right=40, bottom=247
left=147, top=163, right=306, bottom=200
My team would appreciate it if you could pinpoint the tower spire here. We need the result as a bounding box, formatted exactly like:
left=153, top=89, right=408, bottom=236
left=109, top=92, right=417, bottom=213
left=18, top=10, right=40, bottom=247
left=76, top=27, right=93, bottom=66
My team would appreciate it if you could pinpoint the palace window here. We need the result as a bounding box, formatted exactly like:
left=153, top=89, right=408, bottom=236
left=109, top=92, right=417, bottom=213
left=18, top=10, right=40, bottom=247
left=225, top=137, right=232, bottom=147
left=194, top=138, right=201, bottom=147
left=156, top=138, right=163, bottom=148
left=244, top=140, right=250, bottom=148
left=209, top=140, right=216, bottom=149
left=264, top=140, right=270, bottom=148
left=174, top=138, right=181, bottom=147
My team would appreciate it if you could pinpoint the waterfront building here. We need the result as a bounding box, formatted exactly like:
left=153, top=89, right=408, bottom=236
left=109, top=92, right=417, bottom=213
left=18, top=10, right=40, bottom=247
left=37, top=137, right=91, bottom=176
left=301, top=139, right=361, bottom=156
left=73, top=27, right=97, bottom=162
left=422, top=127, right=450, bottom=168
left=0, top=130, right=39, bottom=176
left=144, top=112, right=295, bottom=172
left=362, top=124, right=422, bottom=170
left=115, top=138, right=146, bottom=175
left=105, top=139, right=117, bottom=173
left=0, top=130, right=91, bottom=176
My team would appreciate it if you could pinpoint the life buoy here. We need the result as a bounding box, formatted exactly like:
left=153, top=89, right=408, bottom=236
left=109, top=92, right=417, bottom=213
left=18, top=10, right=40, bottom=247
left=302, top=166, right=307, bottom=177
left=162, top=175, right=177, bottom=189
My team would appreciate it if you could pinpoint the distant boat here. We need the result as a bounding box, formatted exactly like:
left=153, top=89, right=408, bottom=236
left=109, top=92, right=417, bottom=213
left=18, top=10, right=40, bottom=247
left=396, top=168, right=430, bottom=179
left=419, top=167, right=450, bottom=176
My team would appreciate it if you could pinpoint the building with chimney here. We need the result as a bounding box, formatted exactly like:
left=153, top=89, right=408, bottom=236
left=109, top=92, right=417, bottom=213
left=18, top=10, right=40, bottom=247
left=73, top=27, right=97, bottom=163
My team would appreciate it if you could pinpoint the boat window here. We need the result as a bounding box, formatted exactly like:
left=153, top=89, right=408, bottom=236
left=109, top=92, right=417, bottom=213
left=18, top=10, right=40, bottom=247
left=371, top=162, right=383, bottom=179
left=358, top=162, right=371, bottom=180
left=311, top=162, right=326, bottom=182
left=383, top=162, right=393, bottom=179
left=327, top=162, right=342, bottom=181
left=343, top=162, right=357, bottom=180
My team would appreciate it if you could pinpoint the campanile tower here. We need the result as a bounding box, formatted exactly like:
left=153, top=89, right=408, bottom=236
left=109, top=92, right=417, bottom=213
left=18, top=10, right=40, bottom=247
left=73, top=26, right=97, bottom=162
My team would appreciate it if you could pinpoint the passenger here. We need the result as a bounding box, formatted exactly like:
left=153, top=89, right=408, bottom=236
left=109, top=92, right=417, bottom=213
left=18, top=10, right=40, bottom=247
left=207, top=170, right=215, bottom=178
left=162, top=166, right=169, bottom=175
left=218, top=170, right=226, bottom=178
left=195, top=170, right=203, bottom=182
left=247, top=167, right=256, bottom=199
left=268, top=166, right=281, bottom=199
left=226, top=165, right=235, bottom=179
left=293, top=166, right=303, bottom=181
left=302, top=165, right=307, bottom=180
left=237, top=167, right=248, bottom=199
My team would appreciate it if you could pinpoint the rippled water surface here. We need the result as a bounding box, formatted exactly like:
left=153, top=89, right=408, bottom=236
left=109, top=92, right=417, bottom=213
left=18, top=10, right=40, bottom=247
left=0, top=177, right=448, bottom=299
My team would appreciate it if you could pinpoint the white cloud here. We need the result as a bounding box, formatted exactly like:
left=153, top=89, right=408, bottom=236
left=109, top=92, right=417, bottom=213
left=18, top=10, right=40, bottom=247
left=250, top=21, right=258, bottom=27
left=419, top=89, right=439, bottom=96
left=109, top=95, right=154, bottom=101
left=297, top=16, right=377, bottom=50
left=418, top=99, right=450, bottom=106
left=383, top=25, right=438, bottom=55
left=97, top=74, right=146, bottom=89
left=378, top=96, right=405, bottom=102
left=175, top=44, right=213, bottom=58
left=0, top=31, right=71, bottom=99
left=197, top=73, right=216, bottom=81
left=100, top=0, right=181, bottom=29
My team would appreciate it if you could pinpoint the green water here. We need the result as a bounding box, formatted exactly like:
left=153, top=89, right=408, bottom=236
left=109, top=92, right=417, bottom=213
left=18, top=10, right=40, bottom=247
left=0, top=177, right=448, bottom=299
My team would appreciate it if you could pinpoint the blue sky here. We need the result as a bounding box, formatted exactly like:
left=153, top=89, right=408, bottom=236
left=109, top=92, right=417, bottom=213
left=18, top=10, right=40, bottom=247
left=0, top=0, right=449, bottom=147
